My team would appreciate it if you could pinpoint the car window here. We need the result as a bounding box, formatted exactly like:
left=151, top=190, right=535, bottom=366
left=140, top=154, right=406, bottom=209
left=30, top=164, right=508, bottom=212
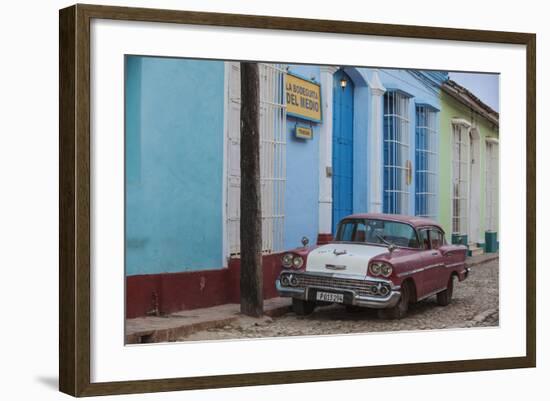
left=339, top=223, right=355, bottom=241
left=419, top=229, right=430, bottom=249
left=429, top=229, right=445, bottom=249
left=353, top=222, right=367, bottom=242
left=337, top=219, right=419, bottom=248
left=337, top=221, right=367, bottom=242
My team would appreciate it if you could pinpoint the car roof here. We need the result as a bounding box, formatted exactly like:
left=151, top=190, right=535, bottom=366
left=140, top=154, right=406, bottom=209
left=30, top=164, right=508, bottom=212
left=342, top=212, right=444, bottom=231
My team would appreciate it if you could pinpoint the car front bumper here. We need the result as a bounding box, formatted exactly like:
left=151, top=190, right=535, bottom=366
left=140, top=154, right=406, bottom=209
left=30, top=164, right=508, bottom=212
left=276, top=271, right=401, bottom=309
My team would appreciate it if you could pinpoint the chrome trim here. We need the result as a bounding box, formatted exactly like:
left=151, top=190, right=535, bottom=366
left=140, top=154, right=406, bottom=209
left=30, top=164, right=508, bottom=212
left=325, top=264, right=346, bottom=270
left=276, top=272, right=401, bottom=309
left=281, top=269, right=395, bottom=285
left=446, top=262, right=465, bottom=268
left=397, top=263, right=443, bottom=278
left=276, top=280, right=305, bottom=296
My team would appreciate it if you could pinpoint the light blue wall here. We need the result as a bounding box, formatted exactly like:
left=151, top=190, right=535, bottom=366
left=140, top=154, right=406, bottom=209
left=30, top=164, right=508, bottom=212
left=362, top=68, right=443, bottom=216
left=283, top=65, right=321, bottom=249
left=125, top=56, right=225, bottom=276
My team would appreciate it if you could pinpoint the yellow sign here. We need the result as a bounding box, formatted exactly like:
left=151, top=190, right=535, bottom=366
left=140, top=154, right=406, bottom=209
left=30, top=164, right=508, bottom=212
left=285, top=74, right=322, bottom=122
left=295, top=126, right=313, bottom=140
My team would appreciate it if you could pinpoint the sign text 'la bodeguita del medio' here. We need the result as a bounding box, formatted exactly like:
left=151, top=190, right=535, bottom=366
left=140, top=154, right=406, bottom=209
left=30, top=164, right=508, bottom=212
left=285, top=74, right=322, bottom=123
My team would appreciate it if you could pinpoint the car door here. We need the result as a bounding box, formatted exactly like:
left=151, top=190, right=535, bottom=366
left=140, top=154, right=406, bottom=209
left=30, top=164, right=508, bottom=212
left=427, top=227, right=448, bottom=291
left=415, top=228, right=438, bottom=297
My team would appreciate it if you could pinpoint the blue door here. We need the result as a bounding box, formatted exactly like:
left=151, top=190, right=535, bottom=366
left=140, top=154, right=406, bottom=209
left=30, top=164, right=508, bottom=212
left=332, top=70, right=354, bottom=233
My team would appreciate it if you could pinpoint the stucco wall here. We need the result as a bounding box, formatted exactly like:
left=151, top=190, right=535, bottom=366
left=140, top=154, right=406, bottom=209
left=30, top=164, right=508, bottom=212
left=283, top=65, right=321, bottom=249
left=374, top=68, right=443, bottom=216
left=438, top=91, right=499, bottom=243
left=125, top=56, right=225, bottom=276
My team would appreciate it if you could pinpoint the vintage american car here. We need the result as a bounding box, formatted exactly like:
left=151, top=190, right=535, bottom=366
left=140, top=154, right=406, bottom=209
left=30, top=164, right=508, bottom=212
left=276, top=213, right=469, bottom=319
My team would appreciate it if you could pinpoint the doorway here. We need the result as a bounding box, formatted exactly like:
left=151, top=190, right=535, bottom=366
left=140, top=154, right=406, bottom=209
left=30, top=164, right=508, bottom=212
left=332, top=69, right=355, bottom=233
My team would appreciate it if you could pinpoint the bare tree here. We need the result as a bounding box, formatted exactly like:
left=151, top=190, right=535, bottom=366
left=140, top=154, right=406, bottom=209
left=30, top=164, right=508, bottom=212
left=239, top=62, right=263, bottom=317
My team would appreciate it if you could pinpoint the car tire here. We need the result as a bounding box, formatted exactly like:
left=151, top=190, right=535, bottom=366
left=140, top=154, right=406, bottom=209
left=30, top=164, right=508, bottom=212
left=292, top=298, right=315, bottom=316
left=437, top=275, right=454, bottom=306
left=377, top=281, right=410, bottom=320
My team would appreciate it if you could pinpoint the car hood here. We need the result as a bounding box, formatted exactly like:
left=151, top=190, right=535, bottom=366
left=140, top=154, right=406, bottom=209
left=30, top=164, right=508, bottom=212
left=306, top=243, right=388, bottom=276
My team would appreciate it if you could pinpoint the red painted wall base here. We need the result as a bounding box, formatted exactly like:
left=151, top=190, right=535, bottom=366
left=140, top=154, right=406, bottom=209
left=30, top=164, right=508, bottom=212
left=126, top=253, right=283, bottom=318
left=317, top=232, right=334, bottom=245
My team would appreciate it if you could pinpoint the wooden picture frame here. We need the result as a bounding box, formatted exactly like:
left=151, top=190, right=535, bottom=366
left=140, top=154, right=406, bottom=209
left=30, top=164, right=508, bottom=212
left=59, top=3, right=536, bottom=397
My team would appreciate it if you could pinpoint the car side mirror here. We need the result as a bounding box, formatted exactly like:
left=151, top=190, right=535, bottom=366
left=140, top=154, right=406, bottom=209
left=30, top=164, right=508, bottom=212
left=301, top=236, right=309, bottom=247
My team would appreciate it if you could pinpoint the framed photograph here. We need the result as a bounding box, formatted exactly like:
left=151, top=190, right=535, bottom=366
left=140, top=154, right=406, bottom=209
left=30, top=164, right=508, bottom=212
left=59, top=4, right=536, bottom=397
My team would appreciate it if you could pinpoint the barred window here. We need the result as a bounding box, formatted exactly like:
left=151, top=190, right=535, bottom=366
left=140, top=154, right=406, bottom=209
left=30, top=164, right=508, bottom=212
left=383, top=91, right=411, bottom=215
left=451, top=123, right=470, bottom=235
left=226, top=63, right=287, bottom=255
left=415, top=105, right=438, bottom=218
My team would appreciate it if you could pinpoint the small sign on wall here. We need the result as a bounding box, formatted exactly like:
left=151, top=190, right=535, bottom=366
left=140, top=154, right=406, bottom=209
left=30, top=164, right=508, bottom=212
left=285, top=73, right=322, bottom=123
left=295, top=125, right=313, bottom=140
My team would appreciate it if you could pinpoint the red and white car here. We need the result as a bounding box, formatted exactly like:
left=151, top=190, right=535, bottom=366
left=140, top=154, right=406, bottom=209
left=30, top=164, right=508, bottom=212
left=276, top=213, right=469, bottom=319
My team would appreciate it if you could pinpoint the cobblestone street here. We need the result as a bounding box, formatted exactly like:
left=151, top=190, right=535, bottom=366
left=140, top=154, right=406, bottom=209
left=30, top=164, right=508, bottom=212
left=180, top=258, right=499, bottom=341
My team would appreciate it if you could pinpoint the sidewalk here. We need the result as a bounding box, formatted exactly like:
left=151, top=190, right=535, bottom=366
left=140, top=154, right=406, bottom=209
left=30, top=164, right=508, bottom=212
left=466, top=252, right=499, bottom=267
left=125, top=252, right=498, bottom=344
left=126, top=297, right=292, bottom=344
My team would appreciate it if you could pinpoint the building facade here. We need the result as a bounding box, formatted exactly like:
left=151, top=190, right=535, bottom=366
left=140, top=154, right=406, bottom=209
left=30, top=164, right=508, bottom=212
left=438, top=80, right=500, bottom=254
left=125, top=56, right=498, bottom=317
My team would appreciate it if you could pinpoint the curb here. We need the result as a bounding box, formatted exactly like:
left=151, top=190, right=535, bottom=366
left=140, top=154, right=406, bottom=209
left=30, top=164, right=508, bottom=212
left=126, top=303, right=292, bottom=344
left=466, top=255, right=499, bottom=268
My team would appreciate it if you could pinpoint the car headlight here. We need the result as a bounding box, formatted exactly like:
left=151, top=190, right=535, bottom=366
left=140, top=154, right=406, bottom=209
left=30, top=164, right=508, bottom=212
left=370, top=263, right=381, bottom=276
left=370, top=262, right=392, bottom=277
left=292, top=255, right=304, bottom=269
left=380, top=264, right=393, bottom=277
left=282, top=253, right=294, bottom=268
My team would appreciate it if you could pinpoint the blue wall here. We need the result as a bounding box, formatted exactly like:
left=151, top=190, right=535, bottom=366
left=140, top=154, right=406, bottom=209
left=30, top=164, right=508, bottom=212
left=363, top=68, right=443, bottom=216
left=125, top=56, right=225, bottom=276
left=124, top=60, right=447, bottom=273
left=283, top=65, right=321, bottom=249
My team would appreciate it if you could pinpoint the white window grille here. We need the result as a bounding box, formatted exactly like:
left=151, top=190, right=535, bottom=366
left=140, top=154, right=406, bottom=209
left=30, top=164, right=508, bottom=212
left=485, top=140, right=499, bottom=231
left=415, top=105, right=438, bottom=218
left=226, top=62, right=287, bottom=256
left=451, top=122, right=470, bottom=235
left=383, top=91, right=411, bottom=215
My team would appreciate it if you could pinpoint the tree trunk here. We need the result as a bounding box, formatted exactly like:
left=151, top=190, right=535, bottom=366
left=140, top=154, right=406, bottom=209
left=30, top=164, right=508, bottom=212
left=239, top=62, right=263, bottom=317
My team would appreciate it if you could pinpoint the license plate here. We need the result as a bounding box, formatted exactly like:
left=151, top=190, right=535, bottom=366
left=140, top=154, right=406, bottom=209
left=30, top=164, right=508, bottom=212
left=316, top=291, right=344, bottom=303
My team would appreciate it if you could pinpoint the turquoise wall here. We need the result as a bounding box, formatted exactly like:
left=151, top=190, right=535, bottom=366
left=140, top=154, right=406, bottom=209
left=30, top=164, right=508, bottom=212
left=283, top=65, right=320, bottom=249
left=125, top=56, right=225, bottom=276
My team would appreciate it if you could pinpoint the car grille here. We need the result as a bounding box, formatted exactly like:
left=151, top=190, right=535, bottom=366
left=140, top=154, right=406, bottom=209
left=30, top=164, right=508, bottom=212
left=289, top=273, right=387, bottom=297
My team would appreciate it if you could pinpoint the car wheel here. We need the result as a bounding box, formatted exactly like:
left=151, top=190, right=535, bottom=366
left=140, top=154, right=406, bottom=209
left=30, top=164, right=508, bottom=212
left=378, top=281, right=410, bottom=320
left=292, top=298, right=315, bottom=316
left=437, top=275, right=454, bottom=306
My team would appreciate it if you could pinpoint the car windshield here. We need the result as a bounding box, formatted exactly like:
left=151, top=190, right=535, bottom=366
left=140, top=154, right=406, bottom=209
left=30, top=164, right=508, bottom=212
left=335, top=219, right=419, bottom=248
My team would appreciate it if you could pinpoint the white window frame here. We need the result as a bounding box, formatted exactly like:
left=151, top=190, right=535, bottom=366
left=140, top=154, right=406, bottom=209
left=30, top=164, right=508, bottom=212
left=226, top=62, right=287, bottom=257
left=451, top=119, right=471, bottom=235
left=485, top=138, right=499, bottom=232
left=383, top=90, right=411, bottom=215
left=415, top=105, right=438, bottom=219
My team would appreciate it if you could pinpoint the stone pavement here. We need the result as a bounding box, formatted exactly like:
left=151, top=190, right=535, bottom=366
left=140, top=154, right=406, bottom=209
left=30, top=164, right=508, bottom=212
left=126, top=252, right=498, bottom=344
